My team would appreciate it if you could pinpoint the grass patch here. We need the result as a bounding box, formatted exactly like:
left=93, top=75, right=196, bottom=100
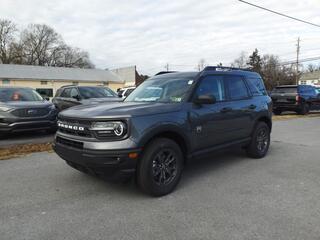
left=0, top=143, right=52, bottom=160
left=273, top=112, right=320, bottom=121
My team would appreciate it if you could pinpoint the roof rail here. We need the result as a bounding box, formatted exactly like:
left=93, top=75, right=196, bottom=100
left=155, top=71, right=178, bottom=76
left=203, top=66, right=252, bottom=72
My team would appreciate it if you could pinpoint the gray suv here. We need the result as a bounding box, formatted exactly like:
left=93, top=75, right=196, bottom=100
left=0, top=87, right=57, bottom=136
left=53, top=66, right=272, bottom=196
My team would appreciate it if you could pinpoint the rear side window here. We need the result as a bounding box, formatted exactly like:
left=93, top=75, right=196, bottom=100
left=225, top=75, right=249, bottom=100
left=247, top=78, right=267, bottom=96
left=60, top=88, right=72, bottom=98
left=195, top=75, right=226, bottom=101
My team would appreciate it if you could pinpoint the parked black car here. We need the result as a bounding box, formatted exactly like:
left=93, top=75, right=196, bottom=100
left=52, top=85, right=120, bottom=111
left=0, top=87, right=57, bottom=136
left=271, top=85, right=320, bottom=115
left=53, top=66, right=272, bottom=196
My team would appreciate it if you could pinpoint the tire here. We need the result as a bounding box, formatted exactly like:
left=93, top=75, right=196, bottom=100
left=273, top=109, right=282, bottom=115
left=246, top=122, right=270, bottom=159
left=137, top=138, right=184, bottom=197
left=298, top=103, right=309, bottom=115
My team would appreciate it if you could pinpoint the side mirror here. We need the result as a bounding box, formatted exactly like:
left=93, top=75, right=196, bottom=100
left=72, top=95, right=81, bottom=101
left=44, top=97, right=50, bottom=101
left=118, top=93, right=123, bottom=98
left=193, top=95, right=216, bottom=105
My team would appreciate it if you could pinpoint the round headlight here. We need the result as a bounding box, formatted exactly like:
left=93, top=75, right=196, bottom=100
left=114, top=122, right=125, bottom=136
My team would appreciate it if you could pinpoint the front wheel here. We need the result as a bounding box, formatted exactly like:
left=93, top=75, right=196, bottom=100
left=137, top=138, right=183, bottom=197
left=246, top=122, right=270, bottom=159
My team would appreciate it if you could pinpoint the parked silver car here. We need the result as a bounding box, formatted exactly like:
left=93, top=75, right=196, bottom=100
left=0, top=87, right=57, bottom=137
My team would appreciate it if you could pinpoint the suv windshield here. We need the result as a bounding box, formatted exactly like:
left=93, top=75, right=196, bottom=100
left=78, top=87, right=117, bottom=99
left=125, top=77, right=195, bottom=103
left=0, top=88, right=43, bottom=102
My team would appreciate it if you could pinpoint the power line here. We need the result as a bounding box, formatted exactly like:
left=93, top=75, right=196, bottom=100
left=238, top=0, right=320, bottom=28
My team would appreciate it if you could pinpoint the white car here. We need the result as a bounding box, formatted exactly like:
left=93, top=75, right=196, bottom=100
left=117, top=87, right=136, bottom=99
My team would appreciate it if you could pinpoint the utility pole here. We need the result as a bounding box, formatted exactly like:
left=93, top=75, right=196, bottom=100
left=164, top=63, right=169, bottom=71
left=296, top=37, right=300, bottom=85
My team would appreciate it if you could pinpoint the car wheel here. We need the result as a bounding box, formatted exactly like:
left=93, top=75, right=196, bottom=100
left=273, top=109, right=282, bottom=115
left=137, top=138, right=184, bottom=197
left=246, top=122, right=270, bottom=159
left=298, top=103, right=309, bottom=115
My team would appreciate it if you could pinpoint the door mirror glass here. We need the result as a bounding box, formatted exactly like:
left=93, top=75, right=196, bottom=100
left=193, top=95, right=216, bottom=105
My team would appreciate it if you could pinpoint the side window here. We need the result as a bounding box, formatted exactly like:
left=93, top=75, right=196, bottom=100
left=60, top=88, right=72, bottom=98
left=195, top=76, right=226, bottom=101
left=70, top=88, right=79, bottom=98
left=225, top=75, right=249, bottom=100
left=247, top=78, right=267, bottom=96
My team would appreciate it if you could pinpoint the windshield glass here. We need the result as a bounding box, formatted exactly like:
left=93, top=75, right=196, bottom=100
left=125, top=77, right=194, bottom=103
left=0, top=88, right=43, bottom=102
left=78, top=87, right=117, bottom=99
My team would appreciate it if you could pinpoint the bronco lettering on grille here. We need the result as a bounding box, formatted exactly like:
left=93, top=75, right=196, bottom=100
left=58, top=122, right=85, bottom=131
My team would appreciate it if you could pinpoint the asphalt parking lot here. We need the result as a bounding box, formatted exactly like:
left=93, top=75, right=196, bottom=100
left=1, top=117, right=320, bottom=240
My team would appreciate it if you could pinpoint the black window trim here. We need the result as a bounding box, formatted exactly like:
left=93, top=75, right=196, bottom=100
left=189, top=74, right=252, bottom=103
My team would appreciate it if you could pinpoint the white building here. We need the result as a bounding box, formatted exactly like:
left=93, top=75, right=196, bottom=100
left=299, top=71, right=320, bottom=86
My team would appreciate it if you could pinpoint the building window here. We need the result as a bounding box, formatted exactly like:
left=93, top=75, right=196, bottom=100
left=72, top=81, right=79, bottom=85
left=300, top=80, right=307, bottom=85
left=41, top=81, right=48, bottom=85
left=2, top=79, right=10, bottom=84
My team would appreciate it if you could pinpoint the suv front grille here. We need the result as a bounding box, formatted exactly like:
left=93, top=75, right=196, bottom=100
left=11, top=108, right=50, bottom=117
left=57, top=117, right=126, bottom=140
left=57, top=117, right=93, bottom=138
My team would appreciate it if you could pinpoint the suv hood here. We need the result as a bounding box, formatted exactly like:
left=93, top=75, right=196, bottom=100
left=80, top=97, right=121, bottom=105
left=59, top=101, right=183, bottom=119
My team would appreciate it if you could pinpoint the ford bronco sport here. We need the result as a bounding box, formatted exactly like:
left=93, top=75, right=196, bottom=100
left=53, top=66, right=272, bottom=196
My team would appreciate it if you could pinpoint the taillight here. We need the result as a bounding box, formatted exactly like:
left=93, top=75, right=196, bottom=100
left=296, top=95, right=301, bottom=102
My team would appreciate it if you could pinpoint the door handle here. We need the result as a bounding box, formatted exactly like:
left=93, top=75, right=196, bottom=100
left=220, top=107, right=232, bottom=113
left=248, top=104, right=257, bottom=110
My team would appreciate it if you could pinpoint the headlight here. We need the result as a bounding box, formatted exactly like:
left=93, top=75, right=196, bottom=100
left=91, top=121, right=127, bottom=137
left=0, top=105, right=12, bottom=112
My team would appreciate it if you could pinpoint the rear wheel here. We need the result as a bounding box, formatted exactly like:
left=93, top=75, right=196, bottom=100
left=273, top=109, right=282, bottom=115
left=246, top=122, right=270, bottom=159
left=137, top=138, right=183, bottom=197
left=298, top=103, right=309, bottom=115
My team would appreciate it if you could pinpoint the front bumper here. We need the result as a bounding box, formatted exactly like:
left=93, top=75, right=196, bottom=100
left=0, top=120, right=57, bottom=133
left=53, top=134, right=141, bottom=181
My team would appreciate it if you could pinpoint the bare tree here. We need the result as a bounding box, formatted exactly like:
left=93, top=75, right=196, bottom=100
left=306, top=63, right=320, bottom=73
left=2, top=21, right=95, bottom=68
left=262, top=54, right=296, bottom=89
left=197, top=58, right=206, bottom=71
left=0, top=19, right=19, bottom=64
left=231, top=51, right=248, bottom=68
left=20, top=24, right=62, bottom=66
left=51, top=44, right=94, bottom=68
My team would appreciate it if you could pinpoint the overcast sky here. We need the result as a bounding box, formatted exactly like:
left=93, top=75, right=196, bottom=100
left=1, top=0, right=319, bottom=74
